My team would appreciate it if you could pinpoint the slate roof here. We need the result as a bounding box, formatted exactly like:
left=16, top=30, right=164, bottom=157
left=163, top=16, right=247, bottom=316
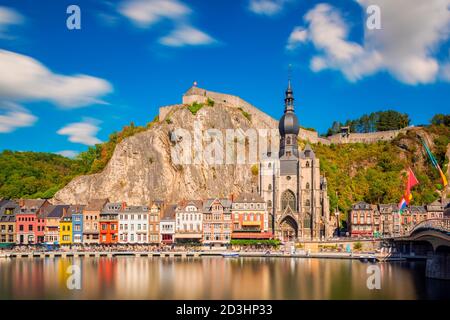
left=0, top=200, right=19, bottom=222
left=43, top=205, right=70, bottom=219
left=233, top=192, right=264, bottom=203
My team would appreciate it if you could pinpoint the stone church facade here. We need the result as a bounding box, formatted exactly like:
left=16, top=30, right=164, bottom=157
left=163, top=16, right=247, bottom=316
left=259, top=81, right=331, bottom=241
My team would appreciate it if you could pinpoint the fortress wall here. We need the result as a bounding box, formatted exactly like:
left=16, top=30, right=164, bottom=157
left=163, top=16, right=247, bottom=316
left=328, top=129, right=403, bottom=144
left=299, top=128, right=320, bottom=143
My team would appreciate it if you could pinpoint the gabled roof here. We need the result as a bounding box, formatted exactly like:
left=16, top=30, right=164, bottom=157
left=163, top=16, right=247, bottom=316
left=68, top=205, right=85, bottom=215
left=233, top=192, right=264, bottom=203
left=203, top=198, right=232, bottom=212
left=0, top=200, right=19, bottom=222
left=44, top=205, right=70, bottom=219
left=176, top=199, right=203, bottom=211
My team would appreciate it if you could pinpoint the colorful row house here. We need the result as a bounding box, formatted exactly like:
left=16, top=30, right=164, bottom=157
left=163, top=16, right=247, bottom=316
left=0, top=200, right=19, bottom=246
left=100, top=202, right=120, bottom=244
left=119, top=205, right=149, bottom=244
left=160, top=204, right=176, bottom=245
left=148, top=201, right=163, bottom=243
left=83, top=199, right=108, bottom=244
left=71, top=205, right=84, bottom=244
left=231, top=193, right=271, bottom=241
left=59, top=207, right=73, bottom=245
left=202, top=198, right=232, bottom=246
left=174, top=200, right=203, bottom=244
left=43, top=205, right=69, bottom=245
left=16, top=199, right=50, bottom=244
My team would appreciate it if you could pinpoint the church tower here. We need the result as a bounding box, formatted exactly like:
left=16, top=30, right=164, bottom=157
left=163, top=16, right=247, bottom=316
left=259, top=77, right=331, bottom=242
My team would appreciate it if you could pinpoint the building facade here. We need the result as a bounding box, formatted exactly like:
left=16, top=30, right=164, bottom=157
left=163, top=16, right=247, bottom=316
left=44, top=205, right=69, bottom=245
left=119, top=205, right=149, bottom=244
left=349, top=202, right=380, bottom=238
left=148, top=201, right=162, bottom=244
left=83, top=199, right=108, bottom=244
left=16, top=199, right=50, bottom=245
left=100, top=202, right=120, bottom=244
left=70, top=205, right=84, bottom=244
left=0, top=200, right=19, bottom=246
left=59, top=211, right=72, bottom=245
left=202, top=198, right=232, bottom=246
left=174, top=200, right=203, bottom=244
left=231, top=193, right=271, bottom=240
left=160, top=204, right=176, bottom=245
left=259, top=82, right=330, bottom=242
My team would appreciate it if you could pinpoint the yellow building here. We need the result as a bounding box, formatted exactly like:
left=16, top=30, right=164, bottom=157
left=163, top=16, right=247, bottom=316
left=59, top=212, right=72, bottom=245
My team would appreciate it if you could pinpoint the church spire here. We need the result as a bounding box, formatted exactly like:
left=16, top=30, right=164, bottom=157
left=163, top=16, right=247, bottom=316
left=284, top=79, right=294, bottom=112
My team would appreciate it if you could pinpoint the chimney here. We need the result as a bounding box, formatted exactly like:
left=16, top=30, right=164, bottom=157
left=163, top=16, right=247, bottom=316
left=19, top=199, right=25, bottom=207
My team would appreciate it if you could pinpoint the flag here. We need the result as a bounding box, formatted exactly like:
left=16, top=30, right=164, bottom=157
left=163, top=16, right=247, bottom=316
left=398, top=167, right=419, bottom=214
left=421, top=137, right=448, bottom=187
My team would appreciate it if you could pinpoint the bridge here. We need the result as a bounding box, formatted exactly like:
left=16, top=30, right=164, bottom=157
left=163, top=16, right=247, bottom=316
left=388, top=218, right=450, bottom=280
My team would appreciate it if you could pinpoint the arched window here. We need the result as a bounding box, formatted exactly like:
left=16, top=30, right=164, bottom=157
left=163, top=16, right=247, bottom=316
left=281, top=190, right=296, bottom=211
left=268, top=184, right=272, bottom=191
left=305, top=199, right=310, bottom=207
left=286, top=136, right=291, bottom=145
left=267, top=200, right=272, bottom=208
left=306, top=182, right=310, bottom=189
left=306, top=161, right=310, bottom=168
left=268, top=163, right=272, bottom=168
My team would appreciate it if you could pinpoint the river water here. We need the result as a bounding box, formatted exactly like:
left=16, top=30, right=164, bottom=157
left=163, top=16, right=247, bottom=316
left=0, top=256, right=448, bottom=299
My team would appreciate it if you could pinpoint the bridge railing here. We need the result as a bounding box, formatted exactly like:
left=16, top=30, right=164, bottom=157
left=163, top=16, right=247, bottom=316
left=408, top=218, right=450, bottom=235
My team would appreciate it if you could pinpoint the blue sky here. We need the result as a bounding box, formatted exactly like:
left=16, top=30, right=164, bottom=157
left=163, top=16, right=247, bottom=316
left=0, top=0, right=449, bottom=157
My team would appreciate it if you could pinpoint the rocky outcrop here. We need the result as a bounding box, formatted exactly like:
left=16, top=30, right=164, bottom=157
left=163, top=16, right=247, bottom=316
left=53, top=101, right=277, bottom=205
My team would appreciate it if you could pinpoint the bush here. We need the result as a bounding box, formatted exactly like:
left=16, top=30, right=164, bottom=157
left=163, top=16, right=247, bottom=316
left=188, top=102, right=204, bottom=115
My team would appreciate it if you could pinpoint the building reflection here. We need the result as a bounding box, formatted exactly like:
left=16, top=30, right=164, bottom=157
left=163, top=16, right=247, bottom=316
left=0, top=257, right=448, bottom=299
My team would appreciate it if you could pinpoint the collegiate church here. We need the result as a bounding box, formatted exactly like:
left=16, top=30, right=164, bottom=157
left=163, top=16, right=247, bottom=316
left=259, top=81, right=331, bottom=241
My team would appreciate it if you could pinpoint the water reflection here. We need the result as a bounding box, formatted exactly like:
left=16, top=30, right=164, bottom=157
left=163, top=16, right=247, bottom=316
left=0, top=257, right=448, bottom=299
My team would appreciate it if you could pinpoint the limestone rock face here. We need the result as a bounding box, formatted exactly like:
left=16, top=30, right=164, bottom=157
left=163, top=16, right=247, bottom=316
left=53, top=103, right=278, bottom=205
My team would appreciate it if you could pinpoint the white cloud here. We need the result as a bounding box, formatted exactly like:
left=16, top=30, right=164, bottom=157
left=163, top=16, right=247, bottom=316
left=0, top=102, right=37, bottom=133
left=118, top=0, right=216, bottom=47
left=57, top=119, right=102, bottom=146
left=55, top=150, right=78, bottom=158
left=159, top=25, right=215, bottom=47
left=286, top=26, right=307, bottom=50
left=248, top=0, right=290, bottom=16
left=0, top=50, right=113, bottom=108
left=0, top=6, right=24, bottom=38
left=289, top=1, right=450, bottom=84
left=119, top=0, right=190, bottom=28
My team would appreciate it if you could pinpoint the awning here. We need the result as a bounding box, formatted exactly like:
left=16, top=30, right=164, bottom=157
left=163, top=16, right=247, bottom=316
left=231, top=232, right=272, bottom=239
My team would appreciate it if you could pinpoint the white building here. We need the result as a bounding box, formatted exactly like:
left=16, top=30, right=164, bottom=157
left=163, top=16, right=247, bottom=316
left=119, top=205, right=149, bottom=244
left=174, top=200, right=203, bottom=243
left=160, top=204, right=177, bottom=245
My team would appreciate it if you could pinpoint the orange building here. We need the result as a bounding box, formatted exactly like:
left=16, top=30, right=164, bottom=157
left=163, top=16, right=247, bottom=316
left=99, top=202, right=122, bottom=244
left=231, top=193, right=271, bottom=240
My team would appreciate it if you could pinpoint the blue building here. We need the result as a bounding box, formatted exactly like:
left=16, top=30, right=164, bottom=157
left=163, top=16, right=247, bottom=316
left=69, top=205, right=85, bottom=244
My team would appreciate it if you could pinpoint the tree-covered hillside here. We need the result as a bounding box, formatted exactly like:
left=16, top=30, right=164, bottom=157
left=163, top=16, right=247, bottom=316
left=0, top=151, right=85, bottom=199
left=309, top=124, right=450, bottom=220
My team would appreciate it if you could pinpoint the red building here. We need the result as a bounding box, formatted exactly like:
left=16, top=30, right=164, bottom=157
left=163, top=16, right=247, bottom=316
left=99, top=202, right=122, bottom=244
left=16, top=199, right=50, bottom=244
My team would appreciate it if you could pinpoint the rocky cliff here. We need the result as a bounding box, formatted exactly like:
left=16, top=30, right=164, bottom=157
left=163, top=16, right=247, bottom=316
left=53, top=99, right=278, bottom=205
